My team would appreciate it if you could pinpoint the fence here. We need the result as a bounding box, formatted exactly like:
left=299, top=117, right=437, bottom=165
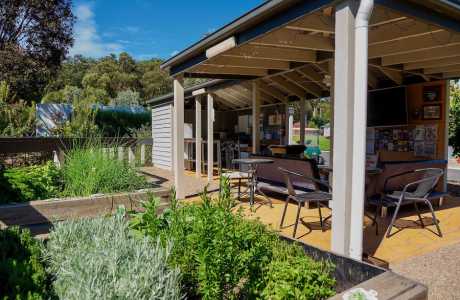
left=0, top=137, right=153, bottom=168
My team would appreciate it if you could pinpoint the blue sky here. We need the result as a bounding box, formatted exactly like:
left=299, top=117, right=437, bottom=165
left=70, top=0, right=264, bottom=60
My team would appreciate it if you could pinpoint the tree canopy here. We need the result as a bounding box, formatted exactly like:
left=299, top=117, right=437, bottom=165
left=0, top=0, right=74, bottom=102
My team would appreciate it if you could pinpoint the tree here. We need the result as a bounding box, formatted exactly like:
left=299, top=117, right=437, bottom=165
left=111, top=90, right=141, bottom=106
left=0, top=0, right=75, bottom=102
left=449, top=81, right=460, bottom=156
left=138, top=59, right=172, bottom=100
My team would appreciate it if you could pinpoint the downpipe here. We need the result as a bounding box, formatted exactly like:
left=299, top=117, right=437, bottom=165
left=349, top=0, right=374, bottom=260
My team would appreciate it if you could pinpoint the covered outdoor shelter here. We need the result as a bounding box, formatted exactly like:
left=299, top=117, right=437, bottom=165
left=159, top=0, right=460, bottom=260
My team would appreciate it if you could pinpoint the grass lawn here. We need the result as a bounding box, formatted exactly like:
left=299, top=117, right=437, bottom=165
left=292, top=135, right=330, bottom=151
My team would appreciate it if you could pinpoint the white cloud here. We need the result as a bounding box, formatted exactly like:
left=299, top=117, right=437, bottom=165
left=170, top=50, right=179, bottom=57
left=69, top=3, right=123, bottom=57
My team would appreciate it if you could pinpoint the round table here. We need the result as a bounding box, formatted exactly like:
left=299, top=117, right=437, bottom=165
left=232, top=158, right=274, bottom=206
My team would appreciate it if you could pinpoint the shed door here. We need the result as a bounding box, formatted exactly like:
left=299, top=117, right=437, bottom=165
left=152, top=103, right=173, bottom=170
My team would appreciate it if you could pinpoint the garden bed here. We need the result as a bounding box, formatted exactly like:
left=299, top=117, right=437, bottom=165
left=0, top=187, right=170, bottom=229
left=0, top=179, right=427, bottom=300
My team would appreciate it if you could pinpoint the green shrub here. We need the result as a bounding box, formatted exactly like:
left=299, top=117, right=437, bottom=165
left=0, top=161, right=61, bottom=204
left=61, top=144, right=147, bottom=196
left=130, top=178, right=336, bottom=299
left=95, top=109, right=151, bottom=137
left=0, top=227, right=49, bottom=299
left=45, top=215, right=182, bottom=300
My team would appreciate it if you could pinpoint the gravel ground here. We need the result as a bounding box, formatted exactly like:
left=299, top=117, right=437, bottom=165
left=392, top=241, right=460, bottom=300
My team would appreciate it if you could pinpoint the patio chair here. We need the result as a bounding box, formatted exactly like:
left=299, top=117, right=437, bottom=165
left=220, top=145, right=250, bottom=201
left=278, top=167, right=332, bottom=238
left=375, top=168, right=444, bottom=238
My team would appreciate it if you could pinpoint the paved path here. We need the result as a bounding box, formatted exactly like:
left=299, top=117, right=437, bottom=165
left=392, top=241, right=460, bottom=299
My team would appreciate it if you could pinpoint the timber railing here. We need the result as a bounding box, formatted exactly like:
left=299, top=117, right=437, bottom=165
left=0, top=137, right=153, bottom=167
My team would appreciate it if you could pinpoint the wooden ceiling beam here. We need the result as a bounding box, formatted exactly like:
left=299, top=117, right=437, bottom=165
left=282, top=72, right=322, bottom=97
left=251, top=28, right=334, bottom=52
left=369, top=30, right=460, bottom=58
left=382, top=44, right=460, bottom=66
left=269, top=76, right=306, bottom=98
left=225, top=86, right=252, bottom=103
left=369, top=19, right=443, bottom=45
left=213, top=95, right=240, bottom=109
left=192, top=65, right=267, bottom=77
left=370, top=64, right=403, bottom=85
left=214, top=90, right=249, bottom=107
left=285, top=12, right=334, bottom=34
left=222, top=45, right=316, bottom=63
left=370, top=6, right=406, bottom=27
left=368, top=69, right=379, bottom=89
left=404, top=56, right=460, bottom=70
left=255, top=81, right=287, bottom=102
left=205, top=56, right=290, bottom=70
left=443, top=71, right=460, bottom=79
left=424, top=64, right=460, bottom=74
left=297, top=66, right=327, bottom=89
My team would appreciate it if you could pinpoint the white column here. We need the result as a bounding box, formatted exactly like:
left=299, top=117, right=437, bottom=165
left=252, top=81, right=261, bottom=154
left=329, top=59, right=335, bottom=169
left=195, top=95, right=202, bottom=177
left=286, top=105, right=294, bottom=145
left=299, top=98, right=306, bottom=145
left=173, top=76, right=185, bottom=199
left=207, top=93, right=214, bottom=181
left=444, top=80, right=451, bottom=193
left=331, top=1, right=356, bottom=258
left=349, top=0, right=373, bottom=260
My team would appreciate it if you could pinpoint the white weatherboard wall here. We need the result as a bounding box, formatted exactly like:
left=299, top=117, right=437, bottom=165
left=152, top=103, right=173, bottom=170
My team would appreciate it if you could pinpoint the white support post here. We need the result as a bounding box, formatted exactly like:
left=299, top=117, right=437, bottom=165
left=444, top=80, right=451, bottom=195
left=349, top=0, right=372, bottom=260
left=252, top=81, right=261, bottom=154
left=299, top=98, right=306, bottom=145
left=207, top=93, right=214, bottom=181
left=285, top=105, right=294, bottom=145
left=329, top=59, right=335, bottom=170
left=195, top=96, right=202, bottom=177
left=331, top=1, right=356, bottom=258
left=173, top=76, right=185, bottom=199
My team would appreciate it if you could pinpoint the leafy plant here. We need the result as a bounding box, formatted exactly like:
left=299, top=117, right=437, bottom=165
left=0, top=227, right=49, bottom=299
left=0, top=161, right=62, bottom=204
left=130, top=178, right=336, bottom=299
left=61, top=141, right=147, bottom=196
left=449, top=81, right=460, bottom=156
left=45, top=215, right=182, bottom=300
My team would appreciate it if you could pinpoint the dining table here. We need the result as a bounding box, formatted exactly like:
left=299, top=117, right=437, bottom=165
left=232, top=158, right=274, bottom=206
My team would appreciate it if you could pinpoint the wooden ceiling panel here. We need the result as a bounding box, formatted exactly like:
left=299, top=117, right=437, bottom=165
left=404, top=56, right=460, bottom=70
left=286, top=12, right=334, bottom=34
left=369, top=30, right=460, bottom=58
left=192, top=65, right=268, bottom=77
left=251, top=28, right=334, bottom=51
left=222, top=45, right=316, bottom=63
left=206, top=56, right=290, bottom=70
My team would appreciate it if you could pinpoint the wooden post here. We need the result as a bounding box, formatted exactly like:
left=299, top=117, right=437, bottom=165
left=173, top=76, right=185, bottom=199
left=331, top=0, right=356, bottom=258
left=53, top=149, right=65, bottom=168
left=195, top=95, right=202, bottom=177
left=118, top=147, right=124, bottom=161
left=140, top=144, right=146, bottom=166
left=207, top=93, right=214, bottom=181
left=252, top=81, right=261, bottom=154
left=299, top=98, right=306, bottom=145
left=128, top=145, right=135, bottom=166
